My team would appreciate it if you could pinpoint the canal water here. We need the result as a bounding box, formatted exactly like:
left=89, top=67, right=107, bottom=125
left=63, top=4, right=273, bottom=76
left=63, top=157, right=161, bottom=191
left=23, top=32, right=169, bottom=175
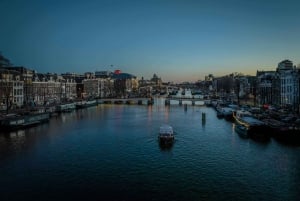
left=1, top=100, right=300, bottom=201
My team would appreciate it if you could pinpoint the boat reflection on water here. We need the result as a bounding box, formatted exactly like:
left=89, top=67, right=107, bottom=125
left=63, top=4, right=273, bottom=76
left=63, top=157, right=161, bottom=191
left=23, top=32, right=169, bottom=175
left=158, top=140, right=174, bottom=151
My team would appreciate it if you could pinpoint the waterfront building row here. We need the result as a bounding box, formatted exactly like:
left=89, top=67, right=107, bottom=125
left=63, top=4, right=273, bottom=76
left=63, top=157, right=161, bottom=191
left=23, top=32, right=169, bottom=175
left=0, top=68, right=139, bottom=111
left=257, top=60, right=300, bottom=111
left=205, top=60, right=299, bottom=112
left=1, top=59, right=299, bottom=113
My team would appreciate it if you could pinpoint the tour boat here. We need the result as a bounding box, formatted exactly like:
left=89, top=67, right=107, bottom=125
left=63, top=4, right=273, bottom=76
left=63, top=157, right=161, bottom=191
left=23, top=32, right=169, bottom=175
left=158, top=125, right=174, bottom=144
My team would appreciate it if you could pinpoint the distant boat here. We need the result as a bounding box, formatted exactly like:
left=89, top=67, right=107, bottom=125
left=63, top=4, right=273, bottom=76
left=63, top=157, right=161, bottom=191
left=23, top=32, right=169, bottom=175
left=56, top=103, right=76, bottom=113
left=76, top=100, right=97, bottom=109
left=158, top=125, right=174, bottom=144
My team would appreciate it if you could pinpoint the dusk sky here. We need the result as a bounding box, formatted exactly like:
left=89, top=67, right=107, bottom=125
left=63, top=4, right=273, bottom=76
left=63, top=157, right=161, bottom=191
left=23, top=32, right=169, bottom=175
left=1, top=0, right=300, bottom=82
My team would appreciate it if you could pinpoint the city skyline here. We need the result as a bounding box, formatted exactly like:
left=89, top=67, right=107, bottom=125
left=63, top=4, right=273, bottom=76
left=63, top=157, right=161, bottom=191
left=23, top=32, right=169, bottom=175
left=1, top=0, right=300, bottom=82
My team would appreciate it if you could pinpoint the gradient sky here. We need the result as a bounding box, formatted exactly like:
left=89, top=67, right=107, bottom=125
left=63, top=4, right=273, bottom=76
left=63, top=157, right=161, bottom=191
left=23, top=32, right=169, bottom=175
left=1, top=0, right=300, bottom=82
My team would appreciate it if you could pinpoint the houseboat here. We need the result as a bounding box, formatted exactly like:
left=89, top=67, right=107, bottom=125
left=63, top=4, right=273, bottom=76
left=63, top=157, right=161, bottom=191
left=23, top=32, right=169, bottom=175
left=56, top=103, right=76, bottom=113
left=262, top=118, right=300, bottom=142
left=221, top=107, right=235, bottom=121
left=234, top=124, right=249, bottom=138
left=233, top=110, right=269, bottom=139
left=0, top=112, right=50, bottom=131
left=215, top=106, right=235, bottom=120
left=75, top=100, right=97, bottom=109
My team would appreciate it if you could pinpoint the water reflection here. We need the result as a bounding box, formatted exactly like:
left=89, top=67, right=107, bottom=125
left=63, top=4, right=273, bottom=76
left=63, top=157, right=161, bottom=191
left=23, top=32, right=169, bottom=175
left=1, top=103, right=300, bottom=201
left=0, top=128, right=38, bottom=160
left=164, top=105, right=169, bottom=123
left=159, top=142, right=174, bottom=151
left=0, top=130, right=26, bottom=153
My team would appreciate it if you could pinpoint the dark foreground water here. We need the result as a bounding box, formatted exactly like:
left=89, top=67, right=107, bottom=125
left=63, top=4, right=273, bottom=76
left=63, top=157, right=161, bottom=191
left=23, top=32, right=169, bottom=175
left=1, top=102, right=300, bottom=201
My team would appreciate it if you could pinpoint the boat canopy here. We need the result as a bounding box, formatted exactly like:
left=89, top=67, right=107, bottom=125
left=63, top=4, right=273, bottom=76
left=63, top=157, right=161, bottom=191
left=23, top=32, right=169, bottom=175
left=236, top=110, right=252, bottom=118
left=159, top=125, right=173, bottom=134
left=242, top=117, right=265, bottom=126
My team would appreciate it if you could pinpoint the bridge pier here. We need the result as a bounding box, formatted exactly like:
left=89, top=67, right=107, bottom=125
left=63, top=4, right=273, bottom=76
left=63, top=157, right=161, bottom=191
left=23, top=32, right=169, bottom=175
left=147, top=98, right=154, bottom=105
left=114, top=100, right=124, bottom=104
left=202, top=112, right=206, bottom=122
left=165, top=99, right=170, bottom=106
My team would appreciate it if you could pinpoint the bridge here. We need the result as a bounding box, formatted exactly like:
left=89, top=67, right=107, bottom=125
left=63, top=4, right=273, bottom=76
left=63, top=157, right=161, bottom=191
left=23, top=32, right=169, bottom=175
left=96, top=97, right=211, bottom=106
left=165, top=97, right=210, bottom=106
left=97, top=98, right=153, bottom=105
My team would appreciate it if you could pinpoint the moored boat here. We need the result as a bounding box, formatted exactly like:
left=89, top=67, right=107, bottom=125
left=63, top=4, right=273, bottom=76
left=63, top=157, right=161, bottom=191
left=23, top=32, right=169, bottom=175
left=215, top=106, right=224, bottom=118
left=233, top=110, right=269, bottom=139
left=216, top=111, right=224, bottom=118
left=0, top=112, right=50, bottom=131
left=221, top=107, right=234, bottom=121
left=234, top=124, right=249, bottom=138
left=56, top=103, right=76, bottom=113
left=262, top=118, right=300, bottom=142
left=76, top=100, right=97, bottom=109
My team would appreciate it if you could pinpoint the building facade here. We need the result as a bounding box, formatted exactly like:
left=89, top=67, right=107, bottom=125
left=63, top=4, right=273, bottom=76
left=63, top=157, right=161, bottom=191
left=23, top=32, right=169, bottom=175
left=274, top=60, right=299, bottom=110
left=82, top=78, right=101, bottom=98
left=256, top=60, right=300, bottom=111
left=24, top=72, right=77, bottom=106
left=112, top=73, right=139, bottom=98
left=256, top=71, right=275, bottom=106
left=0, top=68, right=24, bottom=110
